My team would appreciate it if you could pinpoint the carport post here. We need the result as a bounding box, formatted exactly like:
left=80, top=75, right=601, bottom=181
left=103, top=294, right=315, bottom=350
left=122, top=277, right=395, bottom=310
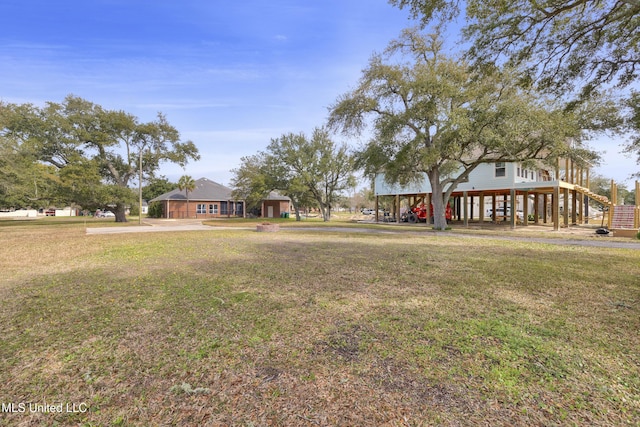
left=523, top=191, right=529, bottom=226
left=509, top=189, right=516, bottom=229
left=571, top=189, right=578, bottom=225
left=463, top=191, right=468, bottom=227
left=563, top=188, right=570, bottom=227
left=553, top=187, right=560, bottom=231
left=492, top=195, right=497, bottom=224
left=375, top=195, right=379, bottom=222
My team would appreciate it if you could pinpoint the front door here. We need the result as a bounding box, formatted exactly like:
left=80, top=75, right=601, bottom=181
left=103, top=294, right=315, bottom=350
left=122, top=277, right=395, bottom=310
left=267, top=206, right=274, bottom=218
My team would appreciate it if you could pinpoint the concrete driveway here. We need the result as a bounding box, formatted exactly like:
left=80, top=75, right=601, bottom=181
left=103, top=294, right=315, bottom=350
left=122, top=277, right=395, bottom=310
left=85, top=218, right=249, bottom=235
left=85, top=219, right=640, bottom=249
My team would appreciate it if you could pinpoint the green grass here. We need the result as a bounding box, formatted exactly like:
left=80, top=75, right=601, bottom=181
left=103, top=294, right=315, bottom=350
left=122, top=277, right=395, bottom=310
left=0, top=219, right=638, bottom=426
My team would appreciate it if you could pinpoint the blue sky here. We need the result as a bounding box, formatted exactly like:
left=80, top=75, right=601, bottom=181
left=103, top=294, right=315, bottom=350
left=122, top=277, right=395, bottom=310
left=1, top=0, right=637, bottom=187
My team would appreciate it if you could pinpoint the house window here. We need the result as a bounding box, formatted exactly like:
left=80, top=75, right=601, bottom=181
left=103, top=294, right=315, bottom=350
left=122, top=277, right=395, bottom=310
left=517, top=167, right=521, bottom=177
left=495, top=162, right=506, bottom=177
left=209, top=204, right=218, bottom=214
left=196, top=204, right=206, bottom=214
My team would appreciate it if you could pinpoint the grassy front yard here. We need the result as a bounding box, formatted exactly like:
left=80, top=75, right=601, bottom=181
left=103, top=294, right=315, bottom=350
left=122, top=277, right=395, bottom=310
left=1, top=219, right=638, bottom=425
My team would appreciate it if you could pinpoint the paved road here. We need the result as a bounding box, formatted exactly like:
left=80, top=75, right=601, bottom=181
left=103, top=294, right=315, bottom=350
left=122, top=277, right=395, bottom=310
left=85, top=219, right=247, bottom=235
left=286, top=226, right=640, bottom=250
left=434, top=231, right=640, bottom=249
left=86, top=219, right=640, bottom=249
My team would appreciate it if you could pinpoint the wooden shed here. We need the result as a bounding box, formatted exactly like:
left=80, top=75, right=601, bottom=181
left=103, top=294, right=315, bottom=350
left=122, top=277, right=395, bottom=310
left=261, top=192, right=292, bottom=218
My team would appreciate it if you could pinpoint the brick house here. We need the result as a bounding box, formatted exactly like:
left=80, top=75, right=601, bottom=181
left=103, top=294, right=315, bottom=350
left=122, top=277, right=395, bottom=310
left=149, top=178, right=244, bottom=219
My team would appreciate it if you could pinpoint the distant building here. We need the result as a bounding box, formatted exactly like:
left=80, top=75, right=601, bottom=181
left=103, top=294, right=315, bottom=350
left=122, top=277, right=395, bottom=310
left=375, top=160, right=613, bottom=230
left=261, top=192, right=292, bottom=218
left=149, top=178, right=244, bottom=219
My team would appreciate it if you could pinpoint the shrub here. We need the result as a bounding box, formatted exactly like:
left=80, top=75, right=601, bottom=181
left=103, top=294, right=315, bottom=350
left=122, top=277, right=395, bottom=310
left=147, top=201, right=163, bottom=218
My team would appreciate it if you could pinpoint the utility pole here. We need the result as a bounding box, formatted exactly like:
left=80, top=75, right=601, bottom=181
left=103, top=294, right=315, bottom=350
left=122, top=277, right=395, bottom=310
left=138, top=149, right=142, bottom=225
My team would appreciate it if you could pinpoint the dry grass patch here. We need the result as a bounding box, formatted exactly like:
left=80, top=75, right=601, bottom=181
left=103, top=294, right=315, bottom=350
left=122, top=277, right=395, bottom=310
left=0, top=222, right=638, bottom=426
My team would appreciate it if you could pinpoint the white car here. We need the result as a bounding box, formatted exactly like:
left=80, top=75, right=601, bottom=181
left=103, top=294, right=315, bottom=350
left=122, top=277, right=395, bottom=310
left=361, top=208, right=385, bottom=215
left=486, top=208, right=524, bottom=220
left=96, top=210, right=115, bottom=218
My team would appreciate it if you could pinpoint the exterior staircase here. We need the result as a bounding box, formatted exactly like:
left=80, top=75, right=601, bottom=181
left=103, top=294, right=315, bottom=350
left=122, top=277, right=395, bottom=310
left=573, top=185, right=612, bottom=207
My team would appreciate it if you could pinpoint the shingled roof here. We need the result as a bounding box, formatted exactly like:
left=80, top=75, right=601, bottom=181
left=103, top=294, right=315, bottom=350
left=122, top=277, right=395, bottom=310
left=149, top=178, right=234, bottom=202
left=264, top=191, right=291, bottom=201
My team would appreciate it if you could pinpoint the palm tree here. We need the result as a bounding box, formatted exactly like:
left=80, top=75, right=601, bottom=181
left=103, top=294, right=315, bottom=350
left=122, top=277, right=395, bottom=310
left=178, top=175, right=196, bottom=218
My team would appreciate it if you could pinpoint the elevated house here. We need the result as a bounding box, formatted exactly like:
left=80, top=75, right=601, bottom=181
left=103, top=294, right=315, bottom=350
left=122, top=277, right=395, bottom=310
left=149, top=178, right=244, bottom=219
left=373, top=159, right=628, bottom=231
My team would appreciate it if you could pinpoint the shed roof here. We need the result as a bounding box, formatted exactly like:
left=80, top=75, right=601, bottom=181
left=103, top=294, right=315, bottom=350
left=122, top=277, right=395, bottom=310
left=149, top=178, right=234, bottom=202
left=264, top=191, right=291, bottom=201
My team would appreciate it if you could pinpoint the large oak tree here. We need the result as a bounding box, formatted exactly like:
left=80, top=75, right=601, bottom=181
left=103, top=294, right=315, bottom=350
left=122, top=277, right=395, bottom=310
left=267, top=128, right=355, bottom=222
left=0, top=95, right=199, bottom=221
left=329, top=29, right=597, bottom=230
left=625, top=91, right=640, bottom=177
left=231, top=127, right=355, bottom=222
left=390, top=0, right=639, bottom=175
left=390, top=0, right=640, bottom=99
left=231, top=151, right=314, bottom=220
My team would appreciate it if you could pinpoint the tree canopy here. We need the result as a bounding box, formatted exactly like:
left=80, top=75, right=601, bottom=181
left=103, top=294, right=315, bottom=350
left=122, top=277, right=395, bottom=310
left=142, top=176, right=176, bottom=201
left=329, top=29, right=601, bottom=229
left=231, top=127, right=355, bottom=221
left=0, top=133, right=55, bottom=208
left=231, top=151, right=315, bottom=220
left=625, top=91, right=640, bottom=177
left=390, top=0, right=640, bottom=99
left=0, top=95, right=199, bottom=221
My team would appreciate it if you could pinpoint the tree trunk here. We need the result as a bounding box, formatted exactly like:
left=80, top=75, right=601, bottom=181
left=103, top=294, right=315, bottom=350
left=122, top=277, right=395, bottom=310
left=322, top=205, right=331, bottom=222
left=291, top=199, right=302, bottom=221
left=428, top=170, right=448, bottom=230
left=114, top=203, right=127, bottom=223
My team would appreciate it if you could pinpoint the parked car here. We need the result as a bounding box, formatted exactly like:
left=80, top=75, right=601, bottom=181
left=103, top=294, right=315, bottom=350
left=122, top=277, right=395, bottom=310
left=361, top=208, right=385, bottom=215
left=45, top=209, right=56, bottom=216
left=486, top=207, right=524, bottom=220
left=95, top=210, right=115, bottom=218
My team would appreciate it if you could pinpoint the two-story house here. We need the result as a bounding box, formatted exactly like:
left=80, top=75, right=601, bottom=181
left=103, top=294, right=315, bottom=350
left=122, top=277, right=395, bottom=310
left=373, top=159, right=611, bottom=230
